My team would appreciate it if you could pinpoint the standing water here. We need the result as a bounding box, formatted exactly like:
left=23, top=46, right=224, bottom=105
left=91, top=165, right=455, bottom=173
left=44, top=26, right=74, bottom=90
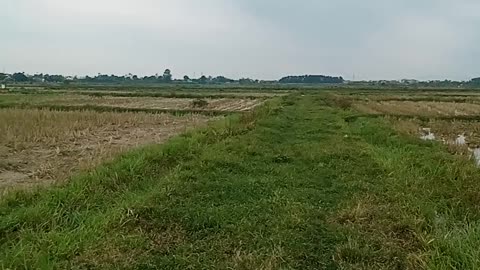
left=420, top=128, right=436, bottom=141
left=455, top=134, right=467, bottom=145
left=473, top=148, right=480, bottom=167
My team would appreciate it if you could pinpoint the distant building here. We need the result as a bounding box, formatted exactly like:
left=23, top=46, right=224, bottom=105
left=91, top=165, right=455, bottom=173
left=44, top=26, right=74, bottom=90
left=1, top=84, right=6, bottom=89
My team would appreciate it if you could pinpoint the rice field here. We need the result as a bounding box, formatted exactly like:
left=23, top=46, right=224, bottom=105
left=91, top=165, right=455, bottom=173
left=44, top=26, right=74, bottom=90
left=352, top=100, right=480, bottom=117
left=0, top=108, right=211, bottom=193
left=0, top=89, right=271, bottom=194
left=0, top=93, right=265, bottom=112
left=346, top=93, right=480, bottom=103
left=4, top=89, right=480, bottom=268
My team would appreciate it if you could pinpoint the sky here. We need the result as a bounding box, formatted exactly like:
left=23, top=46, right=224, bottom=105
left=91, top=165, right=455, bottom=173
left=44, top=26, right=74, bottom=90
left=1, top=0, right=479, bottom=81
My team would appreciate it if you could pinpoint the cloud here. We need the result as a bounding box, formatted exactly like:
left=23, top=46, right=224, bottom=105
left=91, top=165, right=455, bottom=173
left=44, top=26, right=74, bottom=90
left=2, top=0, right=298, bottom=77
left=351, top=15, right=461, bottom=80
left=350, top=1, right=480, bottom=80
left=1, top=0, right=480, bottom=80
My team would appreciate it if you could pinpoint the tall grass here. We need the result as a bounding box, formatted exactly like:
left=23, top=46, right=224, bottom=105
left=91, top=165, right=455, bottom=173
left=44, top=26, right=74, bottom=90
left=0, top=108, right=207, bottom=151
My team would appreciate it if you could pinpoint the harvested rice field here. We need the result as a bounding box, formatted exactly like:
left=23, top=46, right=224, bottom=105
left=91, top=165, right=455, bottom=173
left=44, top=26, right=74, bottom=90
left=352, top=100, right=480, bottom=117
left=0, top=93, right=264, bottom=112
left=5, top=89, right=480, bottom=269
left=0, top=108, right=211, bottom=193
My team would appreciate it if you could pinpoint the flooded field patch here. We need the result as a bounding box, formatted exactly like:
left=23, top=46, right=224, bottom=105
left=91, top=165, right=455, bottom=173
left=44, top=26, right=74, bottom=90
left=0, top=108, right=212, bottom=193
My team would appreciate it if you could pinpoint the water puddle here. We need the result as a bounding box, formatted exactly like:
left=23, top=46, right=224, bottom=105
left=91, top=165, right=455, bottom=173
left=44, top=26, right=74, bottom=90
left=472, top=148, right=480, bottom=167
left=455, top=134, right=466, bottom=145
left=420, top=128, right=436, bottom=141
left=419, top=128, right=480, bottom=167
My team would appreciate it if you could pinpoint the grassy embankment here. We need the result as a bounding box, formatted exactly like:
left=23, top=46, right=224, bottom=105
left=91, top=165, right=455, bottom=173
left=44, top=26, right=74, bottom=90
left=1, top=94, right=480, bottom=269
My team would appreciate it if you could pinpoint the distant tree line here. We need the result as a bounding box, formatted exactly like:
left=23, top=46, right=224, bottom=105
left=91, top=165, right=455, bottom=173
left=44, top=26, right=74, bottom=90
left=0, top=69, right=257, bottom=85
left=351, top=78, right=480, bottom=88
left=279, top=75, right=344, bottom=84
left=2, top=70, right=480, bottom=87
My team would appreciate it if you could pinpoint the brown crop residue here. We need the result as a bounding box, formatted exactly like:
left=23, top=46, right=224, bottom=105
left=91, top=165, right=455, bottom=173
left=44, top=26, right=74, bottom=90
left=16, top=94, right=264, bottom=112
left=0, top=108, right=212, bottom=194
left=353, top=100, right=480, bottom=117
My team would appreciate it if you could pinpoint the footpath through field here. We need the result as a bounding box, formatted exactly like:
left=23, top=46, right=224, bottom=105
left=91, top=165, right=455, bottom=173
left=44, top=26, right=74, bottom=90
left=1, top=94, right=480, bottom=269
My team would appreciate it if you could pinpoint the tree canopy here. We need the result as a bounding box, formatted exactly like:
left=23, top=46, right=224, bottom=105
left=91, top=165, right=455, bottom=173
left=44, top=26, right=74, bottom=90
left=279, top=75, right=344, bottom=84
left=0, top=73, right=8, bottom=81
left=163, top=69, right=172, bottom=83
left=12, top=73, right=29, bottom=82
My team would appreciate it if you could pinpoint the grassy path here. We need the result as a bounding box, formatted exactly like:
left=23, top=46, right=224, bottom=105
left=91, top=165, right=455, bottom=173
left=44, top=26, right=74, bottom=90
left=2, top=95, right=480, bottom=269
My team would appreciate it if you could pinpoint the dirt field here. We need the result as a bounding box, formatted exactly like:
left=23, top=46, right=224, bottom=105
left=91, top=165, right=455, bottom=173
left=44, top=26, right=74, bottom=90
left=353, top=100, right=480, bottom=117
left=0, top=108, right=212, bottom=194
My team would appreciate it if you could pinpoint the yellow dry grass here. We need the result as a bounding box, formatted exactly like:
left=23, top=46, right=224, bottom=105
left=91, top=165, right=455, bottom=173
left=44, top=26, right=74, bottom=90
left=353, top=101, right=480, bottom=117
left=0, top=108, right=212, bottom=193
left=8, top=94, right=264, bottom=112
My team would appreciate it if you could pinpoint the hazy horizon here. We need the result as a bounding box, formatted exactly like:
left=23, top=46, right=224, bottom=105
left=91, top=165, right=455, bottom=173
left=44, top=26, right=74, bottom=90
left=2, top=0, right=480, bottom=81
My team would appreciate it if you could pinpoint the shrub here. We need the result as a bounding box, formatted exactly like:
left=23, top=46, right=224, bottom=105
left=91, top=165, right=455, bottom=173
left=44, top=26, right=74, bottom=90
left=191, top=99, right=209, bottom=108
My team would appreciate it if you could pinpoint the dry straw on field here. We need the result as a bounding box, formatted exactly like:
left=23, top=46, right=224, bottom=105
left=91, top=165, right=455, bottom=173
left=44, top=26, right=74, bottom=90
left=353, top=101, right=480, bottom=117
left=0, top=108, right=211, bottom=192
left=6, top=94, right=264, bottom=112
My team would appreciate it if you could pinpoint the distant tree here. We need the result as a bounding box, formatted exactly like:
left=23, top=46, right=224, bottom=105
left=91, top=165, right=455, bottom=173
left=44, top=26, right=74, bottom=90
left=239, top=78, right=254, bottom=84
left=12, top=72, right=29, bottom=82
left=44, top=74, right=66, bottom=83
left=183, top=75, right=190, bottom=82
left=279, top=75, right=344, bottom=84
left=31, top=73, right=43, bottom=82
left=212, top=76, right=234, bottom=83
left=471, top=77, right=480, bottom=85
left=0, top=73, right=8, bottom=81
left=199, top=75, right=208, bottom=84
left=163, top=69, right=172, bottom=83
left=143, top=75, right=157, bottom=82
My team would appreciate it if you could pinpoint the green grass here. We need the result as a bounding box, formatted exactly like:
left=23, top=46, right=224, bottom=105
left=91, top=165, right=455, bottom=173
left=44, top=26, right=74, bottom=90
left=0, top=94, right=46, bottom=105
left=1, top=94, right=480, bottom=269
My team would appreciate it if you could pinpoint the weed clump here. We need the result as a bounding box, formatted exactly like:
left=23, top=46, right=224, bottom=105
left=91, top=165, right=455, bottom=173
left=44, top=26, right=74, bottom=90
left=191, top=99, right=209, bottom=108
left=326, top=95, right=353, bottom=109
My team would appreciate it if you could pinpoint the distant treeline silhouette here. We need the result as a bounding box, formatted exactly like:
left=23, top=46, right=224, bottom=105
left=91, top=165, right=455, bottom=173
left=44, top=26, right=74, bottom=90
left=1, top=70, right=345, bottom=85
left=279, top=75, right=344, bottom=84
left=2, top=71, right=480, bottom=86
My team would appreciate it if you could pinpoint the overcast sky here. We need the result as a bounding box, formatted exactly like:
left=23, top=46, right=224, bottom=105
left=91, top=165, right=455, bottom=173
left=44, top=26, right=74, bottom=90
left=2, top=0, right=479, bottom=80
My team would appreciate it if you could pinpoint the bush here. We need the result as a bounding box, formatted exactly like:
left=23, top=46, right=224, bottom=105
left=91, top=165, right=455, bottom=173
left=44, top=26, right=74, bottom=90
left=191, top=99, right=209, bottom=108
left=326, top=95, right=352, bottom=109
